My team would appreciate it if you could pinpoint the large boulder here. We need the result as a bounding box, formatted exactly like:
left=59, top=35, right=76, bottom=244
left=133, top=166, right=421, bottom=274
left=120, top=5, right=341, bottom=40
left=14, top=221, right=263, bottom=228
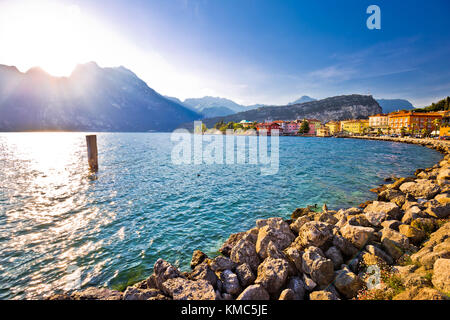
left=393, top=286, right=446, bottom=300
left=325, top=246, right=344, bottom=269
left=309, top=290, right=339, bottom=300
left=364, top=201, right=401, bottom=221
left=161, top=278, right=216, bottom=300
left=230, top=238, right=260, bottom=272
left=236, top=284, right=270, bottom=300
left=432, top=258, right=450, bottom=293
left=209, top=256, right=237, bottom=272
left=255, top=218, right=295, bottom=259
left=378, top=189, right=403, bottom=202
left=380, top=228, right=410, bottom=260
left=388, top=177, right=415, bottom=190
left=340, top=224, right=375, bottom=249
left=333, top=267, right=363, bottom=299
left=411, top=222, right=450, bottom=269
left=425, top=203, right=450, bottom=219
left=297, top=221, right=333, bottom=248
left=411, top=239, right=450, bottom=269
left=220, top=232, right=246, bottom=256
left=400, top=180, right=440, bottom=199
left=291, top=207, right=313, bottom=220
left=255, top=257, right=290, bottom=294
left=154, top=259, right=182, bottom=290
left=303, top=274, right=317, bottom=291
left=435, top=193, right=450, bottom=205
left=71, top=287, right=122, bottom=300
left=235, top=263, right=256, bottom=287
left=380, top=219, right=402, bottom=231
left=398, top=224, right=427, bottom=245
left=286, top=276, right=306, bottom=300
left=365, top=244, right=394, bottom=265
left=283, top=245, right=304, bottom=273
left=190, top=250, right=207, bottom=269
left=290, top=216, right=311, bottom=234
left=190, top=262, right=218, bottom=287
left=220, top=270, right=241, bottom=296
left=332, top=234, right=359, bottom=257
left=437, top=166, right=450, bottom=181
left=401, top=206, right=424, bottom=224
left=123, top=287, right=165, bottom=300
left=302, top=247, right=334, bottom=286
left=314, top=212, right=338, bottom=225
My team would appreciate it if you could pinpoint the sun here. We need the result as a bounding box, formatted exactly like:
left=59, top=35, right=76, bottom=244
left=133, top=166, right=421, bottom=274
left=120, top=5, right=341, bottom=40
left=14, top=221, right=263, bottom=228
left=0, top=0, right=126, bottom=77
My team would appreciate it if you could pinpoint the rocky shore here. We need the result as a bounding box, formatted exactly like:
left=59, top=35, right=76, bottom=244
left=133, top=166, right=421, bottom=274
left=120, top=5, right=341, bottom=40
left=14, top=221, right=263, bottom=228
left=50, top=137, right=450, bottom=300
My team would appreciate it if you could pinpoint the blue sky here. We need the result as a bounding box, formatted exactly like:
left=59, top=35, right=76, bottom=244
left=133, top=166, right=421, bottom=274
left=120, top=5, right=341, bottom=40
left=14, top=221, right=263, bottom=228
left=1, top=0, right=449, bottom=106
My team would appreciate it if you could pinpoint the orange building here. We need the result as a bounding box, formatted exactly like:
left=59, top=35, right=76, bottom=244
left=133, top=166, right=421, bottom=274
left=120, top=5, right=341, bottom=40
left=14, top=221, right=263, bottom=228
left=440, top=114, right=450, bottom=137
left=388, top=111, right=443, bottom=134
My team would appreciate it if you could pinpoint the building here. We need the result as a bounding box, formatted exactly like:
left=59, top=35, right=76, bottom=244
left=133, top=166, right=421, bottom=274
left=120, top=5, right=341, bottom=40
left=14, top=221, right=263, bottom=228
left=306, top=119, right=322, bottom=135
left=369, top=114, right=389, bottom=133
left=325, top=121, right=341, bottom=135
left=272, top=120, right=287, bottom=131
left=256, top=122, right=283, bottom=135
left=316, top=125, right=331, bottom=137
left=340, top=119, right=370, bottom=135
left=440, top=114, right=450, bottom=137
left=388, top=111, right=443, bottom=134
left=284, top=121, right=300, bottom=134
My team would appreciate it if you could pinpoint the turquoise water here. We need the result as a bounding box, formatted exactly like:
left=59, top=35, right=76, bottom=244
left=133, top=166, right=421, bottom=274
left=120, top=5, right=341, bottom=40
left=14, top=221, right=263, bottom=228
left=0, top=132, right=442, bottom=299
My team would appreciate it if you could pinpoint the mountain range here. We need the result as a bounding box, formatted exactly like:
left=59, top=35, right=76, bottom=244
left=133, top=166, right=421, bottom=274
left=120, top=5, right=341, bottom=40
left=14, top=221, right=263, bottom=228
left=376, top=99, right=415, bottom=113
left=168, top=95, right=414, bottom=118
left=0, top=62, right=201, bottom=132
left=0, top=61, right=416, bottom=132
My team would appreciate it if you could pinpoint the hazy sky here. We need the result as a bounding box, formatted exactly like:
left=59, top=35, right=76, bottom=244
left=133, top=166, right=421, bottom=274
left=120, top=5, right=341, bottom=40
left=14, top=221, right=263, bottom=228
left=0, top=0, right=449, bottom=106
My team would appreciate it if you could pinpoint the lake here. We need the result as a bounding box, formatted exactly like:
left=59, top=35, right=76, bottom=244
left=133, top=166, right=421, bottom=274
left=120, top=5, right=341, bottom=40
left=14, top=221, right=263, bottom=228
left=0, top=132, right=443, bottom=299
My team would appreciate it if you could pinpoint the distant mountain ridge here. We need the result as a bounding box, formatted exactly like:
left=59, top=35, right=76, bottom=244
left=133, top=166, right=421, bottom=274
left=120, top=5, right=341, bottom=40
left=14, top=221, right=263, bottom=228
left=376, top=99, right=414, bottom=113
left=167, top=95, right=414, bottom=118
left=288, top=96, right=317, bottom=105
left=183, top=94, right=382, bottom=129
left=0, top=62, right=201, bottom=132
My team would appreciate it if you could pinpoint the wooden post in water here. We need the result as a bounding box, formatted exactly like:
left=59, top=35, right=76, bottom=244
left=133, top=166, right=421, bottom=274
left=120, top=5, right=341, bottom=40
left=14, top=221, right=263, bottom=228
left=86, top=135, right=98, bottom=172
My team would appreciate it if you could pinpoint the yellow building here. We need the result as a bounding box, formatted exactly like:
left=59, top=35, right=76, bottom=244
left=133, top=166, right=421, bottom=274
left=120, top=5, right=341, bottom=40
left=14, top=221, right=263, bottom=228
left=340, top=119, right=370, bottom=135
left=325, top=121, right=340, bottom=135
left=316, top=126, right=331, bottom=137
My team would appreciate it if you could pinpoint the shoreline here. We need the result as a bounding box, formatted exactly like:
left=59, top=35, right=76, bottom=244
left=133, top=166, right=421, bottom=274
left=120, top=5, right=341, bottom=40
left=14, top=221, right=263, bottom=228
left=51, top=136, right=450, bottom=301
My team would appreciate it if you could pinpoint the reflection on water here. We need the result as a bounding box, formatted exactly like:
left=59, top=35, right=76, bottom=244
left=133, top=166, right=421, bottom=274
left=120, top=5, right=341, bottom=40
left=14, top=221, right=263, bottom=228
left=0, top=133, right=107, bottom=299
left=0, top=133, right=443, bottom=299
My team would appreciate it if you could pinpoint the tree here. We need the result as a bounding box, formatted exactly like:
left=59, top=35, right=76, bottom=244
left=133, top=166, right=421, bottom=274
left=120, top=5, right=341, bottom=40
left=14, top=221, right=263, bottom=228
left=298, top=120, right=310, bottom=134
left=432, top=118, right=441, bottom=135
left=233, top=123, right=244, bottom=130
left=421, top=128, right=428, bottom=137
left=400, top=127, right=406, bottom=137
left=214, top=121, right=224, bottom=130
left=377, top=128, right=382, bottom=136
left=194, top=123, right=207, bottom=134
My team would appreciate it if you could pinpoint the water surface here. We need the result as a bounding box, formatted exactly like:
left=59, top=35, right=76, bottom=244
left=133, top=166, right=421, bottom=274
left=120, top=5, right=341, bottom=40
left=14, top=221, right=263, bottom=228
left=0, top=133, right=442, bottom=299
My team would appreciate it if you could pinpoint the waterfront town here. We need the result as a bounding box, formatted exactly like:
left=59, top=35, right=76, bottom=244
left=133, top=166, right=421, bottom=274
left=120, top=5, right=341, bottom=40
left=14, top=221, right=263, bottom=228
left=216, top=110, right=450, bottom=138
